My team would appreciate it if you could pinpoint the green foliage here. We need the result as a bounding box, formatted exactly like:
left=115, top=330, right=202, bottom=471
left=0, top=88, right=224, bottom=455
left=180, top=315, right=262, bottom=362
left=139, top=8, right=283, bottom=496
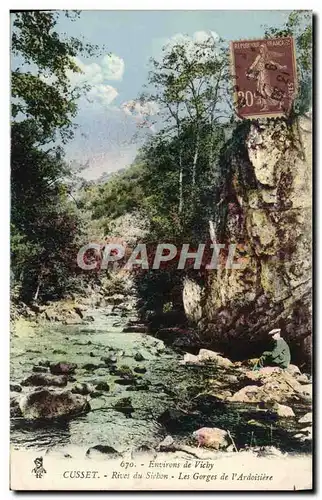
left=11, top=11, right=101, bottom=303
left=87, top=164, right=145, bottom=221
left=11, top=120, right=83, bottom=301
left=137, top=35, right=231, bottom=241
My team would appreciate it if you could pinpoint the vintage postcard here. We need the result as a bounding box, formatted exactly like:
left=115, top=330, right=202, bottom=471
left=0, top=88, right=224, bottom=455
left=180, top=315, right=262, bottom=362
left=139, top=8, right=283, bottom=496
left=10, top=9, right=313, bottom=491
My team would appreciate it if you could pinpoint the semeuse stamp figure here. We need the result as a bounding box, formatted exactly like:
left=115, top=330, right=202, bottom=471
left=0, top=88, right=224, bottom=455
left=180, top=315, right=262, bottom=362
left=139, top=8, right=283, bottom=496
left=230, top=37, right=297, bottom=119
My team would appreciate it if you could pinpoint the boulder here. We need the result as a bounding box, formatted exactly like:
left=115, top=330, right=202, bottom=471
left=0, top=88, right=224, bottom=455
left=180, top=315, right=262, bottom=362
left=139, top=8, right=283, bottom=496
left=134, top=352, right=145, bottom=362
left=91, top=391, right=103, bottom=398
left=198, top=349, right=233, bottom=368
left=108, top=294, right=125, bottom=305
left=10, top=383, right=22, bottom=393
left=294, top=426, right=312, bottom=441
left=297, top=374, right=310, bottom=384
left=115, top=377, right=136, bottom=386
left=228, top=385, right=260, bottom=403
left=271, top=403, right=295, bottom=418
left=229, top=369, right=310, bottom=404
left=193, top=427, right=229, bottom=450
left=50, top=362, right=77, bottom=375
left=86, top=445, right=121, bottom=459
left=10, top=395, right=22, bottom=417
left=94, top=381, right=110, bottom=392
left=300, top=426, right=312, bottom=437
left=156, top=327, right=200, bottom=352
left=180, top=353, right=200, bottom=365
left=298, top=412, right=312, bottom=424
left=299, top=384, right=312, bottom=400
left=134, top=366, right=147, bottom=374
left=157, top=435, right=175, bottom=452
left=101, top=356, right=117, bottom=365
left=242, top=367, right=281, bottom=385
left=114, top=365, right=134, bottom=377
left=286, top=364, right=302, bottom=378
left=21, top=373, right=67, bottom=387
left=19, top=389, right=90, bottom=420
left=71, top=383, right=95, bottom=396
left=211, top=390, right=233, bottom=400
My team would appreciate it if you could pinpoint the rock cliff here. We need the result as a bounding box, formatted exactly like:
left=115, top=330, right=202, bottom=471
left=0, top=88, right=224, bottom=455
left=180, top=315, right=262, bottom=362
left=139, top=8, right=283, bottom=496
left=183, top=116, right=312, bottom=369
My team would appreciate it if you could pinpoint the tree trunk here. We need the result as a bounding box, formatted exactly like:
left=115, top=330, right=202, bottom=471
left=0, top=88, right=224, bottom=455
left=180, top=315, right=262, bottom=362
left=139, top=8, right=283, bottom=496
left=34, top=281, right=41, bottom=302
left=209, top=220, right=216, bottom=243
left=179, top=151, right=183, bottom=214
left=192, top=132, right=200, bottom=187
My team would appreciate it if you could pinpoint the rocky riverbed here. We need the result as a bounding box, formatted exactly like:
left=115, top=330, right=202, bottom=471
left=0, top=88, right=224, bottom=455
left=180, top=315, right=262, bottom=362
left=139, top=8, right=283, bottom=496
left=10, top=306, right=312, bottom=460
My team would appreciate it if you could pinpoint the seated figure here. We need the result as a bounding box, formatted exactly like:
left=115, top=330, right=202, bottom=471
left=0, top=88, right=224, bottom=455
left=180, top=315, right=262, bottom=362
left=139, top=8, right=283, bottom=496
left=257, top=328, right=291, bottom=370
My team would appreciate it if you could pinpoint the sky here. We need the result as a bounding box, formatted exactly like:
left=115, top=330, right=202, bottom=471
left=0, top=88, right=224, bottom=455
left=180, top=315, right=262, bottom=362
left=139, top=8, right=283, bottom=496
left=17, top=10, right=292, bottom=180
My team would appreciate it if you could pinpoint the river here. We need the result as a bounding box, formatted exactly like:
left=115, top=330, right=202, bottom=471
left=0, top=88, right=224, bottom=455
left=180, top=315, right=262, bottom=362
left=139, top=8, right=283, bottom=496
left=10, top=308, right=312, bottom=456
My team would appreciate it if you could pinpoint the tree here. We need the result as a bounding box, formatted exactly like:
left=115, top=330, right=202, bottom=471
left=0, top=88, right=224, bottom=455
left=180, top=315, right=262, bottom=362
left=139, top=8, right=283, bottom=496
left=11, top=11, right=102, bottom=302
left=140, top=34, right=231, bottom=220
left=11, top=11, right=102, bottom=143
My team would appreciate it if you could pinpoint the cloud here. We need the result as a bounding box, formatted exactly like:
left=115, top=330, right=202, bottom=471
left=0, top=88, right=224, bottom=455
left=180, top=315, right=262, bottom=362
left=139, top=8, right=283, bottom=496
left=41, top=53, right=124, bottom=108
left=121, top=99, right=159, bottom=131
left=69, top=58, right=103, bottom=85
left=122, top=100, right=159, bottom=118
left=70, top=53, right=124, bottom=85
left=67, top=54, right=124, bottom=107
left=70, top=54, right=124, bottom=107
left=101, top=54, right=125, bottom=81
left=88, top=84, right=119, bottom=106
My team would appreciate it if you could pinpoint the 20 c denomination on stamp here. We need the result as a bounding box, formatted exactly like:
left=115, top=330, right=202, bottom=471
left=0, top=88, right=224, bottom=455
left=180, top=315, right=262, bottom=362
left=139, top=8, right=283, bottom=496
left=230, top=37, right=297, bottom=119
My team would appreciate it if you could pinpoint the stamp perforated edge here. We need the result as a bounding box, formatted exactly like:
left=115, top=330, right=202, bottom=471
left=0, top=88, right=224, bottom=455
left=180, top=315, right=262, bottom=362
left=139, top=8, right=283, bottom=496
left=229, top=36, right=298, bottom=120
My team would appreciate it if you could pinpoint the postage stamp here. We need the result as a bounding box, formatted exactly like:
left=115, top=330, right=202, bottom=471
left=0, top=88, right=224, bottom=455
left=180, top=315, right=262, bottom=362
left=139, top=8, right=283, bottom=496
left=230, top=37, right=297, bottom=119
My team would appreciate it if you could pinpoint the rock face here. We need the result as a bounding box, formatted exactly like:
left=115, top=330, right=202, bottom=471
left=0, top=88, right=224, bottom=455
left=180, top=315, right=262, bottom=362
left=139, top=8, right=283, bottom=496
left=183, top=117, right=312, bottom=369
left=19, top=389, right=90, bottom=420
